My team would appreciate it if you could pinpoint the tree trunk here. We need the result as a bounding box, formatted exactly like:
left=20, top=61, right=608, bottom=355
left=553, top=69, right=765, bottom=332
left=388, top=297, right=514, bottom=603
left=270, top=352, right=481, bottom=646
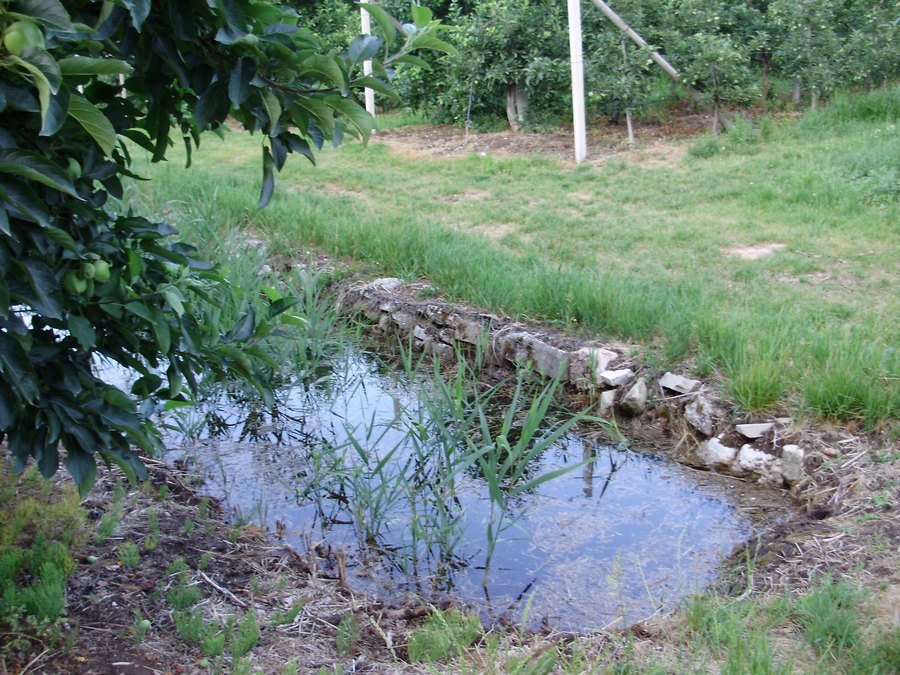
left=760, top=57, right=770, bottom=100
left=625, top=109, right=635, bottom=147
left=792, top=79, right=801, bottom=106
left=506, top=83, right=528, bottom=132
left=811, top=88, right=818, bottom=111
left=506, top=85, right=519, bottom=132
left=712, top=103, right=719, bottom=135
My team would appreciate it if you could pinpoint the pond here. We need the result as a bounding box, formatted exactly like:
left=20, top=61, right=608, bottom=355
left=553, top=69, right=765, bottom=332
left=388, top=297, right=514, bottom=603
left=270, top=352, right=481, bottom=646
left=141, top=350, right=785, bottom=631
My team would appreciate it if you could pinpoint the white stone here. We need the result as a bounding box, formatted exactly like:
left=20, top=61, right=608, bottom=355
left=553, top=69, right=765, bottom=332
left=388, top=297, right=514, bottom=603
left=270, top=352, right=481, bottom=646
left=697, top=438, right=738, bottom=469
left=620, top=378, right=648, bottom=416
left=370, top=277, right=403, bottom=291
left=658, top=372, right=701, bottom=394
left=685, top=395, right=717, bottom=437
left=781, top=445, right=805, bottom=484
left=736, top=423, right=774, bottom=439
left=600, top=368, right=635, bottom=387
left=598, top=389, right=617, bottom=417
left=737, top=445, right=783, bottom=484
left=413, top=325, right=428, bottom=342
left=568, top=347, right=618, bottom=387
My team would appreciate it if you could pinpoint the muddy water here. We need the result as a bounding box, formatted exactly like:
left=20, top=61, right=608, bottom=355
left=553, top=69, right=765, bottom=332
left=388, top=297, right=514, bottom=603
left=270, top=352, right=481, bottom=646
left=147, top=351, right=787, bottom=631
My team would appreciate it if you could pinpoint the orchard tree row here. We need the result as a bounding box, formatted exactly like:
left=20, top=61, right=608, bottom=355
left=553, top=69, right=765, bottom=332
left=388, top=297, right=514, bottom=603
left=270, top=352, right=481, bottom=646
left=294, top=0, right=898, bottom=129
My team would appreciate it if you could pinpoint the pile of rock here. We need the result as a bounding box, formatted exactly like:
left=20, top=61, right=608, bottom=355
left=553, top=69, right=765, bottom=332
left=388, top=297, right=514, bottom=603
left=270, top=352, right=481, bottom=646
left=339, top=278, right=806, bottom=489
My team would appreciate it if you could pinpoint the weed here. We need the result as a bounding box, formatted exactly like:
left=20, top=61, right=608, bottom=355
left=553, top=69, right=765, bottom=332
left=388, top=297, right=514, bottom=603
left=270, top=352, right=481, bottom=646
left=407, top=608, right=481, bottom=663
left=231, top=610, right=260, bottom=659
left=201, top=623, right=226, bottom=657
left=174, top=609, right=204, bottom=644
left=165, top=556, right=190, bottom=577
left=281, top=659, right=299, bottom=675
left=270, top=602, right=304, bottom=626
left=198, top=551, right=214, bottom=570
left=336, top=613, right=359, bottom=655
left=144, top=508, right=160, bottom=551
left=167, top=582, right=202, bottom=610
left=232, top=658, right=252, bottom=675
left=118, top=541, right=140, bottom=568
left=133, top=609, right=151, bottom=645
left=182, top=519, right=195, bottom=535
left=793, top=577, right=863, bottom=658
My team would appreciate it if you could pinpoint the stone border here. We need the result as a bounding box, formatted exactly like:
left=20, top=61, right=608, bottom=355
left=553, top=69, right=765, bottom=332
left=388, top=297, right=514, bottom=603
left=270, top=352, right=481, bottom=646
left=338, top=278, right=806, bottom=489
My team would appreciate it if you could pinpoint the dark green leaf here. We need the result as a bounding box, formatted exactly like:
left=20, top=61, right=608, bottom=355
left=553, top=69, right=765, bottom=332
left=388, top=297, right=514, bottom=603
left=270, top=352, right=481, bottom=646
left=17, top=258, right=63, bottom=318
left=39, top=84, right=69, bottom=136
left=67, top=315, right=96, bottom=350
left=349, top=35, right=382, bottom=65
left=122, top=0, right=151, bottom=31
left=257, top=145, right=275, bottom=209
left=0, top=149, right=79, bottom=197
left=66, top=450, right=97, bottom=496
left=12, top=0, right=73, bottom=31
left=0, top=333, right=39, bottom=403
left=324, top=95, right=374, bottom=143
left=217, top=0, right=248, bottom=33
left=360, top=3, right=397, bottom=45
left=58, top=56, right=133, bottom=77
left=67, top=93, right=118, bottom=156
left=225, top=306, right=255, bottom=342
left=300, top=54, right=348, bottom=93
left=228, top=58, right=255, bottom=107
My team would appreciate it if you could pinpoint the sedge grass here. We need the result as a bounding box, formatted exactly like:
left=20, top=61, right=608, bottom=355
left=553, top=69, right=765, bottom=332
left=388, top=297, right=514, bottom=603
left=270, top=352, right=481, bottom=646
left=130, top=87, right=898, bottom=428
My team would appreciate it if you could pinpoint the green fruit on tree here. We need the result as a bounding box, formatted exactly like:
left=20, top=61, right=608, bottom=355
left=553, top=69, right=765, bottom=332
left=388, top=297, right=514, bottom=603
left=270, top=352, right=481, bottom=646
left=92, top=259, right=111, bottom=283
left=3, top=21, right=44, bottom=56
left=80, top=261, right=96, bottom=279
left=66, top=158, right=82, bottom=179
left=63, top=271, right=88, bottom=295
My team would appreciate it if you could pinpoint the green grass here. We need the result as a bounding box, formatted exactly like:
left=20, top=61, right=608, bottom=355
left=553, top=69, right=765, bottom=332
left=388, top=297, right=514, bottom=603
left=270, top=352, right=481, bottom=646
left=132, top=87, right=899, bottom=428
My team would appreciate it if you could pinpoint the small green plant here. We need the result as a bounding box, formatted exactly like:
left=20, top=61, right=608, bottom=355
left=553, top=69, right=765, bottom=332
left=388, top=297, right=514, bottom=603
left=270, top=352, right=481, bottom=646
left=167, top=582, right=202, bottom=610
left=144, top=508, right=160, bottom=552
left=182, top=519, right=195, bottom=535
left=165, top=557, right=190, bottom=577
left=281, top=659, right=299, bottom=675
left=133, top=609, right=151, bottom=645
left=336, top=613, right=359, bottom=655
left=270, top=602, right=304, bottom=627
left=157, top=484, right=170, bottom=501
left=232, top=658, right=252, bottom=675
left=201, top=623, right=226, bottom=657
left=118, top=541, right=140, bottom=569
left=198, top=551, right=214, bottom=571
left=407, top=609, right=482, bottom=663
left=174, top=609, right=204, bottom=644
left=794, top=576, right=863, bottom=658
left=231, top=610, right=260, bottom=659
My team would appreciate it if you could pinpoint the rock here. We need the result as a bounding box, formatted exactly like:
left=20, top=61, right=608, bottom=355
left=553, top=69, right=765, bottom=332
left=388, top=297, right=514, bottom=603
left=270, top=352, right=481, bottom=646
left=598, top=389, right=617, bottom=418
left=413, top=325, right=429, bottom=342
left=370, top=277, right=403, bottom=292
left=735, top=423, right=774, bottom=439
left=658, top=372, right=701, bottom=394
left=619, top=378, right=648, bottom=416
left=685, top=395, right=717, bottom=437
left=781, top=445, right=805, bottom=485
left=391, top=311, right=415, bottom=333
left=696, top=437, right=738, bottom=469
left=505, top=333, right=569, bottom=378
left=600, top=368, right=635, bottom=387
left=568, top=347, right=618, bottom=388
left=453, top=317, right=486, bottom=345
left=737, top=445, right=783, bottom=484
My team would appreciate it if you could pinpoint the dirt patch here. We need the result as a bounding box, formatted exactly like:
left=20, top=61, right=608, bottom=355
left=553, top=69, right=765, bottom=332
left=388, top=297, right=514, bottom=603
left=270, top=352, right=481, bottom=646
left=375, top=115, right=710, bottom=165
left=725, top=242, right=787, bottom=260
left=437, top=188, right=491, bottom=203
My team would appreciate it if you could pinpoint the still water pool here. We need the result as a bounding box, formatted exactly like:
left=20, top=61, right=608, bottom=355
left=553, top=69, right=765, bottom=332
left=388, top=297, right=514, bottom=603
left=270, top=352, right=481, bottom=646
left=150, top=351, right=782, bottom=631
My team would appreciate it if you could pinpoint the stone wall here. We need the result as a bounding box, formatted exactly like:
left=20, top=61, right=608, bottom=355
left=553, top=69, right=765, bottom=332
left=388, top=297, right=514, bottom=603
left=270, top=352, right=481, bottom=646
left=338, top=278, right=805, bottom=489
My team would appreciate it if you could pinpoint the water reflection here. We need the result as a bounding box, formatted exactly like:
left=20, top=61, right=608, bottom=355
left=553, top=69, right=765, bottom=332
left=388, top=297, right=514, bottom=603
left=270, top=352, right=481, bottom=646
left=118, top=351, right=757, bottom=630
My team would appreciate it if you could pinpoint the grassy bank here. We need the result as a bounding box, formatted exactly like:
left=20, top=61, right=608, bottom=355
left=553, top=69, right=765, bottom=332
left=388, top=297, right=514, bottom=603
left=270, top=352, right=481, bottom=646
left=133, top=88, right=898, bottom=429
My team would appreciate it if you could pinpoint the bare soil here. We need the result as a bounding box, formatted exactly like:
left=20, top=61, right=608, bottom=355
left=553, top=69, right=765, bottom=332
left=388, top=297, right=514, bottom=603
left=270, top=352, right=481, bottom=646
left=374, top=114, right=711, bottom=166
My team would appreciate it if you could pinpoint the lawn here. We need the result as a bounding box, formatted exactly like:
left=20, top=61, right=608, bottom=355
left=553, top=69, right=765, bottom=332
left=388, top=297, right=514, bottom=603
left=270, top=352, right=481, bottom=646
left=132, top=88, right=899, bottom=429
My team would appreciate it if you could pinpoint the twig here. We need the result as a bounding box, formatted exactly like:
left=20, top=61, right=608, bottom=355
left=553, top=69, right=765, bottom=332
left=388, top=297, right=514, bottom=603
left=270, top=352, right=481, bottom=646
left=19, top=649, right=49, bottom=675
left=199, top=571, right=249, bottom=608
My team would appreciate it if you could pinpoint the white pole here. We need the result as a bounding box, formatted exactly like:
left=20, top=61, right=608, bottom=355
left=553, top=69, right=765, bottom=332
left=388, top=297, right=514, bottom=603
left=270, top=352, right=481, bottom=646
left=567, top=0, right=587, bottom=163
left=360, top=0, right=376, bottom=122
